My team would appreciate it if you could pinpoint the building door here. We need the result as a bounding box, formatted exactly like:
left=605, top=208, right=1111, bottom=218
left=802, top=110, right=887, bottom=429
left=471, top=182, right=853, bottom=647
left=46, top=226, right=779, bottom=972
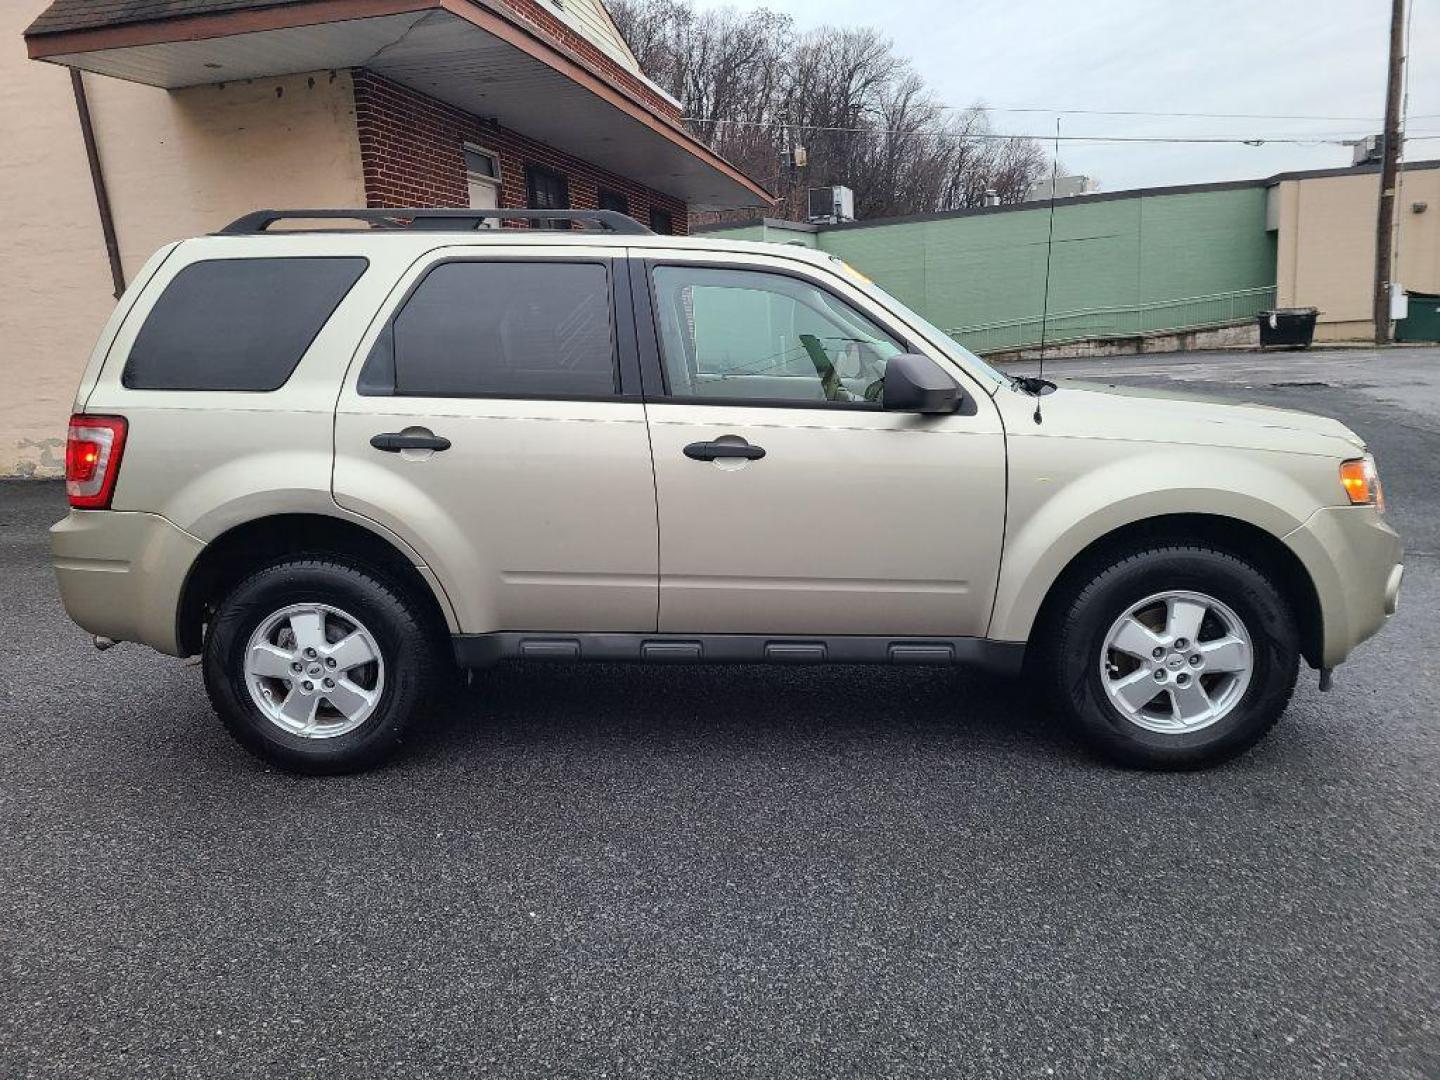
left=333, top=248, right=658, bottom=634
left=634, top=255, right=1007, bottom=637
left=463, top=144, right=501, bottom=227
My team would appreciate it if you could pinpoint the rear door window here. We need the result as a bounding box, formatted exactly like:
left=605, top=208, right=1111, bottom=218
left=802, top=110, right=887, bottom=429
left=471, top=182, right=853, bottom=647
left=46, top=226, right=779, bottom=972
left=360, top=261, right=616, bottom=399
left=122, top=257, right=367, bottom=391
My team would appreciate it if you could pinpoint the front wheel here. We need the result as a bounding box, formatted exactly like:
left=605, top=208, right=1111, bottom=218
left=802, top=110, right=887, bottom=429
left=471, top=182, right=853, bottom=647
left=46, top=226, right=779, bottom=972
left=203, top=559, right=443, bottom=774
left=1041, top=546, right=1300, bottom=770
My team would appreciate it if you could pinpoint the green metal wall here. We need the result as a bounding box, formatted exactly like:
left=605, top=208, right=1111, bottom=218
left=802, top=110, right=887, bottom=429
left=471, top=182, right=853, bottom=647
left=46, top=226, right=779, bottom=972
left=707, top=187, right=1278, bottom=353
left=706, top=222, right=820, bottom=248
left=706, top=224, right=771, bottom=243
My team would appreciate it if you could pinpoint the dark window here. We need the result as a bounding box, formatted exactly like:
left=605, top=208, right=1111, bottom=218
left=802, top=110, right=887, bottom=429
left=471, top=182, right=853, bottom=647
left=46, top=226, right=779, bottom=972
left=650, top=207, right=675, bottom=235
left=525, top=165, right=570, bottom=230
left=365, top=261, right=615, bottom=398
left=122, top=257, right=366, bottom=391
left=597, top=190, right=629, bottom=216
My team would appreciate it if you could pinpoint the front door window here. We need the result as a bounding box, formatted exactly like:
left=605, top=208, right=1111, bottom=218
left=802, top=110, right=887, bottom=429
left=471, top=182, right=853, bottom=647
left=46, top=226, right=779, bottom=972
left=650, top=265, right=904, bottom=404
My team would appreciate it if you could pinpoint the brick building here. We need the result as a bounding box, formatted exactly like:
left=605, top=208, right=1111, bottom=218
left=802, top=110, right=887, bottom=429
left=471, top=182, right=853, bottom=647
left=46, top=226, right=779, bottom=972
left=1, top=0, right=770, bottom=475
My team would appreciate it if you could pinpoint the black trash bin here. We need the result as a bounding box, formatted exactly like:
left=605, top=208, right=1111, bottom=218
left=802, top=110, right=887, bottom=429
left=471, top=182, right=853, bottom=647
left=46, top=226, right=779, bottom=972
left=1257, top=307, right=1319, bottom=349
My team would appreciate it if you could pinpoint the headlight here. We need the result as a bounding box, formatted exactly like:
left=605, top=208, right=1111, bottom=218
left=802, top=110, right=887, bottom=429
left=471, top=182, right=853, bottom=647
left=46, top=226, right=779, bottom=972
left=1339, top=454, right=1384, bottom=510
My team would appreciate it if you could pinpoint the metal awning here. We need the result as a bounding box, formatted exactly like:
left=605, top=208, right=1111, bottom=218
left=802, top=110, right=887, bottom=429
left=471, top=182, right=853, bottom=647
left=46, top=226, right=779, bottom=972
left=25, top=0, right=772, bottom=211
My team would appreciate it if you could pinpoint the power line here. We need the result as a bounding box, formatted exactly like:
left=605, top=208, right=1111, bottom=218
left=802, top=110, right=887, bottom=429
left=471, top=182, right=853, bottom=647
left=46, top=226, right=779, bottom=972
left=682, top=116, right=1440, bottom=146
left=698, top=104, right=1440, bottom=125
left=968, top=105, right=1393, bottom=122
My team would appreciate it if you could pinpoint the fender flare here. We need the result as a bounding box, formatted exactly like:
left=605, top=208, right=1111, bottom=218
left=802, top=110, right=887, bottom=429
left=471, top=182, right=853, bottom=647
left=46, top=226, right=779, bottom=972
left=988, top=451, right=1327, bottom=644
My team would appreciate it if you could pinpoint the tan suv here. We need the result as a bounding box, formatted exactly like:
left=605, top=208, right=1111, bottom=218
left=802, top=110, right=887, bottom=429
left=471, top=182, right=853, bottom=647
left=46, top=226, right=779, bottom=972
left=52, top=208, right=1403, bottom=773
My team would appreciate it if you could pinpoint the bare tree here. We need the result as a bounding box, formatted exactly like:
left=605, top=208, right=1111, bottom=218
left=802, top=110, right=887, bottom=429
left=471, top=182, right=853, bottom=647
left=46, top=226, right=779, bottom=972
left=611, top=0, right=1051, bottom=222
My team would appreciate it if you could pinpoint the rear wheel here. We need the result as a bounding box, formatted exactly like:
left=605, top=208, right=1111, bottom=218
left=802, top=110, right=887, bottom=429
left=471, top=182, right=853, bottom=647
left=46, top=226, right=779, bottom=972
left=203, top=559, right=443, bottom=773
left=1041, top=545, right=1300, bottom=769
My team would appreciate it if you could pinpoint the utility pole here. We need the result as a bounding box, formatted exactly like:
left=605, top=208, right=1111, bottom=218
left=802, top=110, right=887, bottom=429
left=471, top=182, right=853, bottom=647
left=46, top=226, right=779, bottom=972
left=1373, top=0, right=1406, bottom=344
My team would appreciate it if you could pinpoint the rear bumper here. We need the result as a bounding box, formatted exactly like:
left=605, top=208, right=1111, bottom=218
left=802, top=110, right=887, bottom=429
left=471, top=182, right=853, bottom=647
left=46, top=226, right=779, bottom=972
left=51, top=510, right=204, bottom=656
left=1284, top=506, right=1403, bottom=668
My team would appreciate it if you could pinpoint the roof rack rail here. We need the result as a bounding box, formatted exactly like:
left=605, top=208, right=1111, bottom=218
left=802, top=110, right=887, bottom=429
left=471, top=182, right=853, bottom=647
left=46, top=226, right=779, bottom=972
left=217, top=208, right=653, bottom=236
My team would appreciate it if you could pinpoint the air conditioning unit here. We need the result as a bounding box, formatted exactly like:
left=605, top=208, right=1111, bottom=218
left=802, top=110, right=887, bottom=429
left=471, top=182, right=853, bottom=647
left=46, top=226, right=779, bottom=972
left=1352, top=134, right=1383, bottom=166
left=807, top=186, right=854, bottom=224
left=1024, top=175, right=1097, bottom=203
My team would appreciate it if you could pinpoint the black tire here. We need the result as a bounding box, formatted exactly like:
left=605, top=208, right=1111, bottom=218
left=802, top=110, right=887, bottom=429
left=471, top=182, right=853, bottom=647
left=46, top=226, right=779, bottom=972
left=1039, top=545, right=1300, bottom=770
left=203, top=558, right=444, bottom=774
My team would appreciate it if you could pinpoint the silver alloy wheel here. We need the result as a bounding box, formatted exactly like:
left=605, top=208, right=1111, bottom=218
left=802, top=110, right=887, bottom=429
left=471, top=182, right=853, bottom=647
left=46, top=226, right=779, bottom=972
left=1099, top=590, right=1253, bottom=735
left=242, top=603, right=385, bottom=739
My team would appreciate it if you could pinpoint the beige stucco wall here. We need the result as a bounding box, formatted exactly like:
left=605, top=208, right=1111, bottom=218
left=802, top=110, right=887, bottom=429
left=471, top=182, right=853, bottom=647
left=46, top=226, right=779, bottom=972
left=1274, top=166, right=1440, bottom=341
left=0, top=5, right=366, bottom=476
left=2, top=18, right=115, bottom=477
left=86, top=71, right=368, bottom=287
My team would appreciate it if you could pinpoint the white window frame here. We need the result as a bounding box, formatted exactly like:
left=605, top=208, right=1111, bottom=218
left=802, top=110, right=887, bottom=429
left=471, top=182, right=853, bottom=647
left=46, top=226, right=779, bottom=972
left=463, top=143, right=503, bottom=226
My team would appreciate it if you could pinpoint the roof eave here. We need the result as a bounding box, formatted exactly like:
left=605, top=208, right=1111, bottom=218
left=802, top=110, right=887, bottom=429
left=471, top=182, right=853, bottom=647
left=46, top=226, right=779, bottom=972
left=24, top=0, right=774, bottom=209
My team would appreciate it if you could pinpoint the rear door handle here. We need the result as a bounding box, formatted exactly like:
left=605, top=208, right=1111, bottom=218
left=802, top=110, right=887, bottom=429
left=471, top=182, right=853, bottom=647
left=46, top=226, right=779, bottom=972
left=370, top=432, right=451, bottom=452
left=683, top=439, right=766, bottom=462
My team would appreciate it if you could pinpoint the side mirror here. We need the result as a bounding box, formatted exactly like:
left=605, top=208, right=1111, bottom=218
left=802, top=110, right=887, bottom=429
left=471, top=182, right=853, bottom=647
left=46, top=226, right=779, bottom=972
left=881, top=353, right=962, bottom=414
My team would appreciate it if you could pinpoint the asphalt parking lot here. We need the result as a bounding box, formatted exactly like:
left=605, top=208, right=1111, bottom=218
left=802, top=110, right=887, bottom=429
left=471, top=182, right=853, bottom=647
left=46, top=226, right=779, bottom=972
left=1, top=346, right=1436, bottom=1079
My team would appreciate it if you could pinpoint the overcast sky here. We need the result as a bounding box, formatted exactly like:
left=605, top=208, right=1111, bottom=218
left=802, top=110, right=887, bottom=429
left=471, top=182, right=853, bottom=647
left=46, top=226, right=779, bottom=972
left=693, top=0, right=1440, bottom=192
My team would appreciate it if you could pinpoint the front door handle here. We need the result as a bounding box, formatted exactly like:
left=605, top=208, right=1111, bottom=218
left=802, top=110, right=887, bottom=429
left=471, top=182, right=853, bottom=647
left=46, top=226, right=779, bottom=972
left=683, top=439, right=766, bottom=462
left=370, top=431, right=452, bottom=452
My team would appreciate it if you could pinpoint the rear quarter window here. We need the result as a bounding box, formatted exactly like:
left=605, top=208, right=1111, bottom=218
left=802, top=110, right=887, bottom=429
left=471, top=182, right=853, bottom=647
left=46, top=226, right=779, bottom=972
left=121, top=257, right=368, bottom=391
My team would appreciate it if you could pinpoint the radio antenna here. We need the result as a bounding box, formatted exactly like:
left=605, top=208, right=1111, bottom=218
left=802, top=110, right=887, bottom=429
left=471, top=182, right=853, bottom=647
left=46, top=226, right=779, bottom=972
left=1033, top=115, right=1061, bottom=425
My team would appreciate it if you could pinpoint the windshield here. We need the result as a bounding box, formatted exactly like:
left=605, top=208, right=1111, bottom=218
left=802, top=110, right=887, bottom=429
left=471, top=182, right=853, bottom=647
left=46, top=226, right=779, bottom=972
left=834, top=259, right=1009, bottom=390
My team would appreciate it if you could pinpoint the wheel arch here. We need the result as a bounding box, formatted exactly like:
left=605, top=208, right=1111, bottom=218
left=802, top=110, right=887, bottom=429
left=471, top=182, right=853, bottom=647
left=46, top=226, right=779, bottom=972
left=1010, top=513, right=1324, bottom=670
left=176, top=512, right=457, bottom=656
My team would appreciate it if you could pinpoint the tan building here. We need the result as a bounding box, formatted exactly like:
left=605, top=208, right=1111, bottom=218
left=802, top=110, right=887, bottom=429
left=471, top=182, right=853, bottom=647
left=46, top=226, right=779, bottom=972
left=0, top=0, right=770, bottom=476
left=1270, top=161, right=1440, bottom=342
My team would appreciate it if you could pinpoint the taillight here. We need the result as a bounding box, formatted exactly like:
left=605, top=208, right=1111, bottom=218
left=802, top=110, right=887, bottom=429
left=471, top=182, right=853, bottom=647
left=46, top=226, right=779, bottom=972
left=65, top=415, right=127, bottom=509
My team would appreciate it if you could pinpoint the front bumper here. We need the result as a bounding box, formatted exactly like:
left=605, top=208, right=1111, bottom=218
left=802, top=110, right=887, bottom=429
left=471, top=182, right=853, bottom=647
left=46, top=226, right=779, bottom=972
left=51, top=510, right=205, bottom=656
left=1284, top=506, right=1403, bottom=668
